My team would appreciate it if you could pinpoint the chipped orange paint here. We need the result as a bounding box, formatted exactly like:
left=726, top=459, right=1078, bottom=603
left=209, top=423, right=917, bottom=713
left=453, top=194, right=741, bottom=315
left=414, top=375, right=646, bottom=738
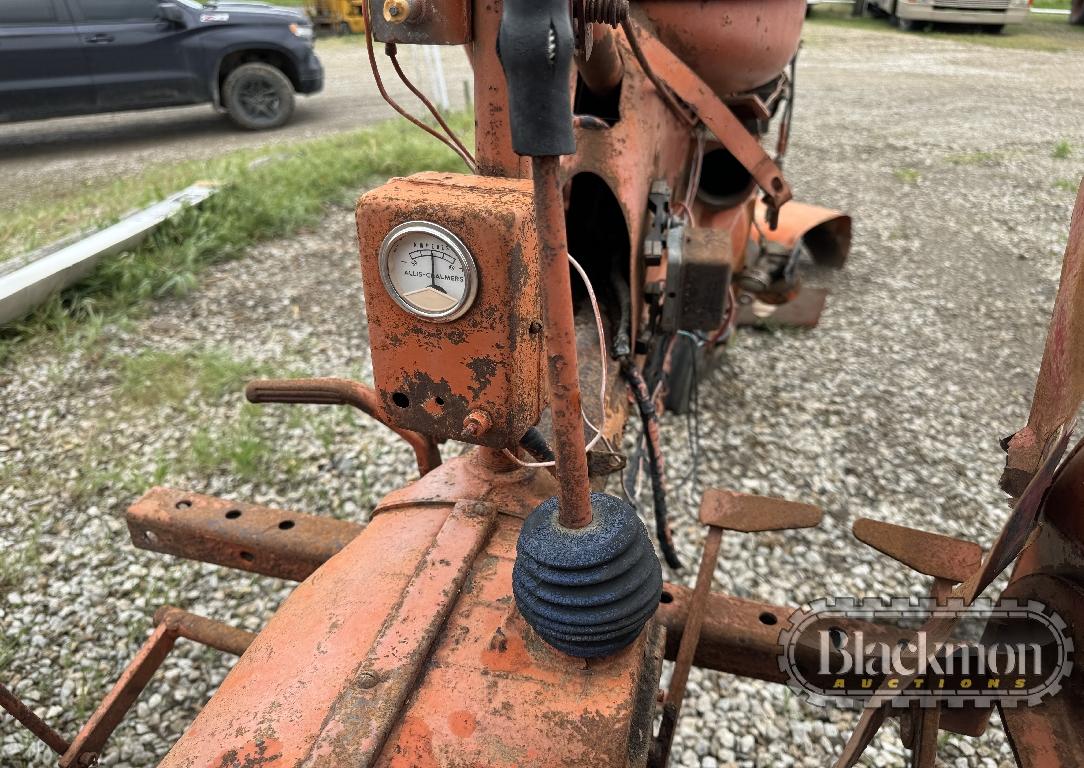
left=386, top=719, right=439, bottom=768
left=448, top=711, right=477, bottom=738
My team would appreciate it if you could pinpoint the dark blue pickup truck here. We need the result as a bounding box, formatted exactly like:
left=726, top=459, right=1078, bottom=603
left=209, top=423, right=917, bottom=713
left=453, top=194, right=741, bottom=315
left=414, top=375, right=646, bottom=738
left=0, top=0, right=323, bottom=129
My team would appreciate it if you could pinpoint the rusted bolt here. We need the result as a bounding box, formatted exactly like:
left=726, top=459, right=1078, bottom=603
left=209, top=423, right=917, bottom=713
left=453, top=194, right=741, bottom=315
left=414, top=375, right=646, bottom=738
left=357, top=671, right=380, bottom=689
left=383, top=0, right=411, bottom=23
left=462, top=410, right=492, bottom=438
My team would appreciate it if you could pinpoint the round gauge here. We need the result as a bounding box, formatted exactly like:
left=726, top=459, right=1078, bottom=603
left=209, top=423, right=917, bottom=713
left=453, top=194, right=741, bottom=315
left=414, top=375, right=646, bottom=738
left=378, top=221, right=479, bottom=322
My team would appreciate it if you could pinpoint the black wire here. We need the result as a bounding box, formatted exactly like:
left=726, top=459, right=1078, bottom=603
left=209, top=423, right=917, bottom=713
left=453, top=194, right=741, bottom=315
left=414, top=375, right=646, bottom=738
left=674, top=332, right=702, bottom=491
left=519, top=427, right=556, bottom=464
left=621, top=358, right=682, bottom=570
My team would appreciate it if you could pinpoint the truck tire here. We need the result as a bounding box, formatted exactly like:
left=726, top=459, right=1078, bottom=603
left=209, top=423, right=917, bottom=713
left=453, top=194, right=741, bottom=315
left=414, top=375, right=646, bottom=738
left=895, top=14, right=921, bottom=30
left=223, top=62, right=295, bottom=130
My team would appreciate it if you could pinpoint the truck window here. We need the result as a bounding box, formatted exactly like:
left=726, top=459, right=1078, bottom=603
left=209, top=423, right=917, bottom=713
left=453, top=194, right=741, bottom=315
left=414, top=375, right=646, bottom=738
left=0, top=0, right=59, bottom=23
left=71, top=0, right=160, bottom=21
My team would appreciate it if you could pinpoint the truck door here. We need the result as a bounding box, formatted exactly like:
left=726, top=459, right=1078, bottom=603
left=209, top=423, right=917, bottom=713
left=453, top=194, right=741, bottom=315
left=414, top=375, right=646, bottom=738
left=65, top=0, right=201, bottom=111
left=0, top=0, right=95, bottom=121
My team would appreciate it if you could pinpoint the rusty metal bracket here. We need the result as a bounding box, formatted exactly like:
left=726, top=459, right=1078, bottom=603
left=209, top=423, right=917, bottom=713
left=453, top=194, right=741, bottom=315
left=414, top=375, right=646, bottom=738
left=624, top=21, right=794, bottom=222
left=651, top=489, right=822, bottom=766
left=0, top=684, right=71, bottom=757
left=245, top=378, right=442, bottom=477
left=737, top=287, right=828, bottom=330
left=1, top=608, right=254, bottom=768
left=127, top=487, right=363, bottom=581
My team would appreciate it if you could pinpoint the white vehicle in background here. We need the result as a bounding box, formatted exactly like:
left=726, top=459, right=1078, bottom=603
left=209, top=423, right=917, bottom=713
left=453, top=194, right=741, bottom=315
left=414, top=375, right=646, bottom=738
left=862, top=0, right=1030, bottom=32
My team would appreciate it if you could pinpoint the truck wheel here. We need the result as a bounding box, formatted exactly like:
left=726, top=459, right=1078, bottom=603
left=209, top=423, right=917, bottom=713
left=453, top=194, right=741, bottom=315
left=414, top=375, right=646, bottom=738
left=1071, top=0, right=1083, bottom=24
left=895, top=15, right=922, bottom=31
left=223, top=62, right=295, bottom=130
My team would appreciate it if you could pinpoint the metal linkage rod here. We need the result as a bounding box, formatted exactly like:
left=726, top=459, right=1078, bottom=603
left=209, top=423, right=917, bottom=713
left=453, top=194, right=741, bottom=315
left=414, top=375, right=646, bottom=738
left=0, top=683, right=71, bottom=756
left=532, top=157, right=594, bottom=529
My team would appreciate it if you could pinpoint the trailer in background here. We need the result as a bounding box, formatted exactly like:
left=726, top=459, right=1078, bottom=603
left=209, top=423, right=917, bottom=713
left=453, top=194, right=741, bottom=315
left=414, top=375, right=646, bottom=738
left=863, top=0, right=1030, bottom=31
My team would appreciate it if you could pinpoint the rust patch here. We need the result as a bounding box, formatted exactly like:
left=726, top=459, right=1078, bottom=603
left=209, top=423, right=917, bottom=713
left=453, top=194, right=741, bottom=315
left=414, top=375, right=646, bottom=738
left=386, top=719, right=439, bottom=768
left=466, top=356, right=498, bottom=400
left=479, top=620, right=532, bottom=674
left=216, top=739, right=284, bottom=768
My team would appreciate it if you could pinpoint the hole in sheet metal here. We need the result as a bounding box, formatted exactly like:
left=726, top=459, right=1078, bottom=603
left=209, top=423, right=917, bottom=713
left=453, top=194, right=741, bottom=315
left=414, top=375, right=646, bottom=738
left=240, top=551, right=255, bottom=562
left=660, top=591, right=674, bottom=604
left=279, top=520, right=295, bottom=530
left=225, top=509, right=242, bottom=520
left=759, top=612, right=778, bottom=626
left=175, top=500, right=192, bottom=510
left=392, top=392, right=410, bottom=408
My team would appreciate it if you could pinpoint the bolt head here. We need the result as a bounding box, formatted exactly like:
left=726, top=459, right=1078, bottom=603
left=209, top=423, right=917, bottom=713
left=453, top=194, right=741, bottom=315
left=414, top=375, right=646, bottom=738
left=382, top=0, right=410, bottom=23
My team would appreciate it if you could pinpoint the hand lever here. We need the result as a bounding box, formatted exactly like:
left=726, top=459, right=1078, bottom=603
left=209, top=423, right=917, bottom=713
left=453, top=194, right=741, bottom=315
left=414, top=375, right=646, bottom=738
left=245, top=378, right=441, bottom=477
left=497, top=0, right=576, bottom=157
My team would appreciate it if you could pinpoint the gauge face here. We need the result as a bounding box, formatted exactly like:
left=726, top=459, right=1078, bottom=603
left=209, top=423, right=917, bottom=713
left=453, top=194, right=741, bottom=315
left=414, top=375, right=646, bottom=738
left=378, top=221, right=478, bottom=322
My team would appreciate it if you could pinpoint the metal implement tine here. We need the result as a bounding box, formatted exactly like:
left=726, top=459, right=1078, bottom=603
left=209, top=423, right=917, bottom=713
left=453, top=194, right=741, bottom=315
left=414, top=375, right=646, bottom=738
left=967, top=424, right=1073, bottom=603
left=834, top=705, right=889, bottom=768
left=833, top=613, right=960, bottom=767
left=1003, top=183, right=1084, bottom=495
left=59, top=623, right=178, bottom=767
left=0, top=683, right=71, bottom=756
left=910, top=706, right=940, bottom=768
left=652, top=526, right=724, bottom=766
left=655, top=489, right=823, bottom=765
left=851, top=518, right=982, bottom=585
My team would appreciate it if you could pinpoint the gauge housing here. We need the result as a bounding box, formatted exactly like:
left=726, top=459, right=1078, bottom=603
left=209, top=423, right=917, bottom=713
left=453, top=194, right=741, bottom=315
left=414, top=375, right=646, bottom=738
left=356, top=172, right=546, bottom=448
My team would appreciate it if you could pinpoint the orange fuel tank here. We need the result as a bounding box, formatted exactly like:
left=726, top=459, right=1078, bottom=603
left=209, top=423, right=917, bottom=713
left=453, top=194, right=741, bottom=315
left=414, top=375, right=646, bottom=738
left=637, top=0, right=806, bottom=96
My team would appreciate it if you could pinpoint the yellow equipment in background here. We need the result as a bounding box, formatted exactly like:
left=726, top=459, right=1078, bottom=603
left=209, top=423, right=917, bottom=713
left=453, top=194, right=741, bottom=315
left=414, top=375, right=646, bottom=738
left=304, top=0, right=367, bottom=35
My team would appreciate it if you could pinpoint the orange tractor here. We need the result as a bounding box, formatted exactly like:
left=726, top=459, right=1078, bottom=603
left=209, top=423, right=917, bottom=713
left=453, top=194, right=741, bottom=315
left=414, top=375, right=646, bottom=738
left=3, top=0, right=1083, bottom=766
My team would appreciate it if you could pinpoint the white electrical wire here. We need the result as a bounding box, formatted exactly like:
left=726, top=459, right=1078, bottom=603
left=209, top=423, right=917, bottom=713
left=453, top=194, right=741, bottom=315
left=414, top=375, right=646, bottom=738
left=505, top=252, right=610, bottom=469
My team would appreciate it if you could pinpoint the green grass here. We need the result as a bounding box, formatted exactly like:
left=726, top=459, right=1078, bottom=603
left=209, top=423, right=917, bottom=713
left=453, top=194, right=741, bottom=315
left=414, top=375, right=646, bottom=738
left=0, top=517, right=43, bottom=595
left=190, top=407, right=277, bottom=482
left=946, top=150, right=1001, bottom=166
left=0, top=115, right=472, bottom=361
left=1055, top=178, right=1081, bottom=193
left=115, top=347, right=269, bottom=407
left=894, top=167, right=922, bottom=184
left=806, top=5, right=1084, bottom=53
left=1053, top=139, right=1073, bottom=159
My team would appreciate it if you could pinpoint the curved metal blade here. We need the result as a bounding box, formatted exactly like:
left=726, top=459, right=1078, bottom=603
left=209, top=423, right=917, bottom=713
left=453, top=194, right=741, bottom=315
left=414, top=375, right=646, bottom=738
left=965, top=424, right=1073, bottom=603
left=835, top=426, right=1074, bottom=767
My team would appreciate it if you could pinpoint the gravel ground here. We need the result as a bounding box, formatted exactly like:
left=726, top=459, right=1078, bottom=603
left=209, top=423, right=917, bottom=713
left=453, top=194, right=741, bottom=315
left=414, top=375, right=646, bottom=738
left=3, top=21, right=1084, bottom=768
left=0, top=41, right=473, bottom=210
